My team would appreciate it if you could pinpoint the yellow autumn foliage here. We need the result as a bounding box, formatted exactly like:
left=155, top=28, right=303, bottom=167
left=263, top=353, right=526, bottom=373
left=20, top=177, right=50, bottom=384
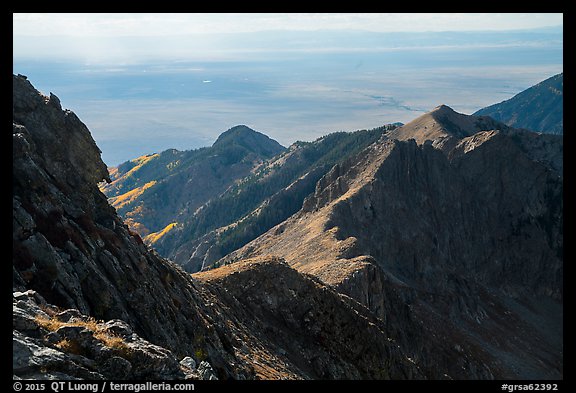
left=109, top=181, right=157, bottom=210
left=143, top=222, right=178, bottom=244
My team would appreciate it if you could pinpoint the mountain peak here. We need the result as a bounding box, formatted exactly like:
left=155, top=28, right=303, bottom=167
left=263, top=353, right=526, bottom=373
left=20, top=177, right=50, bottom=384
left=430, top=104, right=457, bottom=117
left=216, top=124, right=257, bottom=138
left=13, top=74, right=110, bottom=187
left=213, top=125, right=285, bottom=157
left=213, top=125, right=264, bottom=145
left=385, top=104, right=509, bottom=152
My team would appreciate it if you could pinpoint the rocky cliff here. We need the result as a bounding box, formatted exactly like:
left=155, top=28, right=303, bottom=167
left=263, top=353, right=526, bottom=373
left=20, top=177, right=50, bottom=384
left=13, top=74, right=562, bottom=380
left=13, top=74, right=424, bottom=380
left=222, top=105, right=563, bottom=379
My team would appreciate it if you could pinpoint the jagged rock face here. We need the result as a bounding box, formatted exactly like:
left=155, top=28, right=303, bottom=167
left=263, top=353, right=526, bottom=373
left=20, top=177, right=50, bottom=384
left=222, top=106, right=563, bottom=379
left=321, top=135, right=562, bottom=300
left=13, top=76, right=110, bottom=194
left=13, top=290, right=199, bottom=380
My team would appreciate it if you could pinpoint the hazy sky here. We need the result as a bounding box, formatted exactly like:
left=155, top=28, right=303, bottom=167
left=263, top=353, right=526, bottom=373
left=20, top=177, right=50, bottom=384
left=14, top=13, right=562, bottom=35
left=14, top=13, right=562, bottom=62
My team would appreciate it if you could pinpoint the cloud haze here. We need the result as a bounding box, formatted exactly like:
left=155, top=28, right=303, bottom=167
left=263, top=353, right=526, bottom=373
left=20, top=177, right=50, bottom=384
left=14, top=13, right=562, bottom=36
left=14, top=13, right=562, bottom=63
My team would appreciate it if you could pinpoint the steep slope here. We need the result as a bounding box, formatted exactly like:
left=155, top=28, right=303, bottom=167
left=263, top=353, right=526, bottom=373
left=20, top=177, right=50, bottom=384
left=154, top=126, right=396, bottom=272
left=222, top=105, right=563, bottom=379
left=13, top=74, right=424, bottom=380
left=100, top=125, right=285, bottom=239
left=474, top=73, right=563, bottom=134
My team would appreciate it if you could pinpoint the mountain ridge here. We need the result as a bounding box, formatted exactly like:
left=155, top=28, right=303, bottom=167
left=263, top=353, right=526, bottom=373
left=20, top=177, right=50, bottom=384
left=158, top=125, right=397, bottom=271
left=223, top=105, right=562, bottom=295
left=473, top=73, right=563, bottom=134
left=99, top=124, right=285, bottom=239
left=101, top=123, right=397, bottom=272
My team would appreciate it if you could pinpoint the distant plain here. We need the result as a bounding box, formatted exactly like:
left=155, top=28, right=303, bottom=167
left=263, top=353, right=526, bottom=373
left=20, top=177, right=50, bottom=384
left=14, top=27, right=563, bottom=166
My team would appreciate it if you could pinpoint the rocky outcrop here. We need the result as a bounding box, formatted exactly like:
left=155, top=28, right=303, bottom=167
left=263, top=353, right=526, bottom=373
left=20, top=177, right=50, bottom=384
left=221, top=106, right=563, bottom=379
left=13, top=290, right=204, bottom=380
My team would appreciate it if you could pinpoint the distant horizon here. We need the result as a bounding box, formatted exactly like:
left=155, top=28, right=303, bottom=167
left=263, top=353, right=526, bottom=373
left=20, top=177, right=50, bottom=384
left=14, top=13, right=562, bottom=35
left=13, top=14, right=563, bottom=166
left=13, top=20, right=563, bottom=63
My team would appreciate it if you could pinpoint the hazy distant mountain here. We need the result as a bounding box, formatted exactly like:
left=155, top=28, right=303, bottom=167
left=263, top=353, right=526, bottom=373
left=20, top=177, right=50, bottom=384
left=474, top=73, right=563, bottom=134
left=100, top=125, right=285, bottom=240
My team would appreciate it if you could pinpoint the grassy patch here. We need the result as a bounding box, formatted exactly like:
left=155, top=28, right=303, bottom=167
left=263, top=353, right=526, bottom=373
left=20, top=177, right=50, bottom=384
left=55, top=338, right=84, bottom=355
left=35, top=314, right=132, bottom=357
